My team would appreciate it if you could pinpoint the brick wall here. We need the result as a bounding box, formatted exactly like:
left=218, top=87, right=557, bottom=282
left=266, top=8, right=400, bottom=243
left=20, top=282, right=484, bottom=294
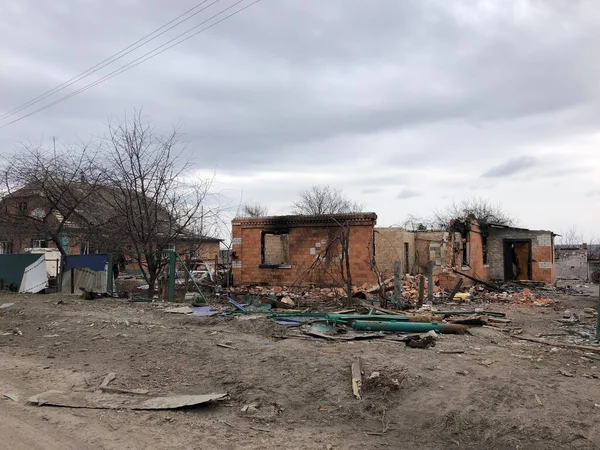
left=374, top=228, right=415, bottom=278
left=465, top=221, right=489, bottom=281
left=231, top=214, right=377, bottom=286
left=487, top=228, right=555, bottom=283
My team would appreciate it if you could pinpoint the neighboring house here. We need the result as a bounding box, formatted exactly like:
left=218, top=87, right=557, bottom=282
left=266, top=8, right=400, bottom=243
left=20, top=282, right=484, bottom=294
left=555, top=245, right=588, bottom=280
left=554, top=244, right=600, bottom=282
left=0, top=185, right=82, bottom=255
left=0, top=184, right=221, bottom=274
left=231, top=213, right=378, bottom=286
left=374, top=220, right=556, bottom=289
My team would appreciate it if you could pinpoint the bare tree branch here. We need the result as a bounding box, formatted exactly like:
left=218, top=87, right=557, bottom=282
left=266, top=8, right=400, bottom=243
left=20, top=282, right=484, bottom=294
left=292, top=185, right=363, bottom=215
left=100, top=111, right=214, bottom=296
left=402, top=196, right=516, bottom=231
left=241, top=203, right=269, bottom=217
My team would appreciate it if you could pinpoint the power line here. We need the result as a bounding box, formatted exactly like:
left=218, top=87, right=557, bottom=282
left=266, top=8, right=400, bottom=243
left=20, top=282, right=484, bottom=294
left=0, top=0, right=222, bottom=121
left=0, top=0, right=261, bottom=129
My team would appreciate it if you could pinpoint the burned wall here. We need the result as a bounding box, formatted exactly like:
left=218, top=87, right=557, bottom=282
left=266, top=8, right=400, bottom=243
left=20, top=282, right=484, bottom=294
left=231, top=214, right=378, bottom=286
left=487, top=227, right=555, bottom=283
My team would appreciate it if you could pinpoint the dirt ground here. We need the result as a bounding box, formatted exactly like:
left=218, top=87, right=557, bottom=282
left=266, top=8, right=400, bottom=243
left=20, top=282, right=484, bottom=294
left=1, top=289, right=600, bottom=450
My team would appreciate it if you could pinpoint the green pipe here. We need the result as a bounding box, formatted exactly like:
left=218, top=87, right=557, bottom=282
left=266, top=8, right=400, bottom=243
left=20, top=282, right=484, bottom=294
left=130, top=297, right=154, bottom=303
left=269, top=313, right=330, bottom=319
left=351, top=320, right=468, bottom=334
left=431, top=310, right=506, bottom=318
left=268, top=313, right=409, bottom=322
left=326, top=314, right=409, bottom=322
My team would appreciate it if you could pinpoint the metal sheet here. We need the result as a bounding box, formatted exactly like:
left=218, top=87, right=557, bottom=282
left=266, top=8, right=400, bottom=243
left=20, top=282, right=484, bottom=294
left=61, top=268, right=109, bottom=294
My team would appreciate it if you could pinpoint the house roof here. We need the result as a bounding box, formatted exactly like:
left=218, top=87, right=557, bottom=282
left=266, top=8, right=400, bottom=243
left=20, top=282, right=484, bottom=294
left=486, top=222, right=555, bottom=234
left=232, top=212, right=377, bottom=227
left=174, top=233, right=222, bottom=242
left=2, top=182, right=222, bottom=242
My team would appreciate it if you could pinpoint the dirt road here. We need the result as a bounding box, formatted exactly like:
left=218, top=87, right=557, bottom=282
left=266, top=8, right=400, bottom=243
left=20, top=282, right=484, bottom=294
left=1, top=292, right=599, bottom=449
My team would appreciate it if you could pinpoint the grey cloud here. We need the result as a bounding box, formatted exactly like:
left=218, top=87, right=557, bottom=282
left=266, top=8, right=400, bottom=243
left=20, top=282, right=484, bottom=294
left=3, top=0, right=600, bottom=173
left=481, top=156, right=538, bottom=178
left=396, top=188, right=421, bottom=199
left=541, top=166, right=592, bottom=178
left=0, top=1, right=599, bottom=236
left=362, top=188, right=382, bottom=195
left=586, top=190, right=600, bottom=198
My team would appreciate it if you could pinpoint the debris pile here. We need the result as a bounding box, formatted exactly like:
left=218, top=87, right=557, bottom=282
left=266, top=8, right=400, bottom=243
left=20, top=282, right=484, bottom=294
left=470, top=287, right=559, bottom=307
left=549, top=307, right=600, bottom=347
left=160, top=292, right=515, bottom=347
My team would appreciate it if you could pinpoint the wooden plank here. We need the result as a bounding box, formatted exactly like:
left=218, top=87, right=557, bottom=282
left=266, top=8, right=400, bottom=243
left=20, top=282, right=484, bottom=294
left=97, top=372, right=116, bottom=391
left=418, top=275, right=425, bottom=305
left=393, top=260, right=402, bottom=308
left=452, top=269, right=502, bottom=291
left=351, top=358, right=362, bottom=400
left=426, top=261, right=434, bottom=304
left=511, top=335, right=600, bottom=353
left=448, top=279, right=463, bottom=302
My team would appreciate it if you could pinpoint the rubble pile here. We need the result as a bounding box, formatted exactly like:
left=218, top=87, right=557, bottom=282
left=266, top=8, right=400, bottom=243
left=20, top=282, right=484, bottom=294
left=468, top=286, right=559, bottom=307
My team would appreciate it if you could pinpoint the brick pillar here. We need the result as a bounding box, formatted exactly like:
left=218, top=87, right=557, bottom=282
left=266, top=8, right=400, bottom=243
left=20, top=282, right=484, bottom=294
left=231, top=223, right=242, bottom=286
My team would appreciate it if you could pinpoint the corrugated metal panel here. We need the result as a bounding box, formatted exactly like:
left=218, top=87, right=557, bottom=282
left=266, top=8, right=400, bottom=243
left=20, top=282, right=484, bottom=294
left=62, top=268, right=110, bottom=293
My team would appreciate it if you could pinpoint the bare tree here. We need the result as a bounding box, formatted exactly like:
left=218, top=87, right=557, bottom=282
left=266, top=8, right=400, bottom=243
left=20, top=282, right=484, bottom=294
left=292, top=184, right=363, bottom=215
left=0, top=142, right=106, bottom=256
left=102, top=113, right=213, bottom=297
left=556, top=225, right=583, bottom=246
left=241, top=202, right=269, bottom=217
left=403, top=196, right=516, bottom=231
left=434, top=196, right=515, bottom=229
left=337, top=220, right=353, bottom=304
left=401, top=214, right=428, bottom=232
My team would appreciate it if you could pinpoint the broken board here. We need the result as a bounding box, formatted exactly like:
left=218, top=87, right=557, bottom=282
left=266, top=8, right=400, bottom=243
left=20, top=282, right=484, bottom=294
left=28, top=390, right=227, bottom=410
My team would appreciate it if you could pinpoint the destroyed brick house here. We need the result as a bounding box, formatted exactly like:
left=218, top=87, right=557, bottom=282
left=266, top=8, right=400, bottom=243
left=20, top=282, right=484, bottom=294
left=231, top=213, right=378, bottom=286
left=0, top=184, right=221, bottom=273
left=230, top=212, right=558, bottom=290
left=375, top=220, right=556, bottom=289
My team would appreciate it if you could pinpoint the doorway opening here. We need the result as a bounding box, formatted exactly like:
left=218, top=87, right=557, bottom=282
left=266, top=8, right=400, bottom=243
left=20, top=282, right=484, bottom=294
left=503, top=239, right=532, bottom=281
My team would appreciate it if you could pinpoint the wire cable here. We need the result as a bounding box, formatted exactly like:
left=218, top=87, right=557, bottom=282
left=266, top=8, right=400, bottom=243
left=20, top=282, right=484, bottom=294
left=0, top=0, right=222, bottom=121
left=0, top=0, right=261, bottom=129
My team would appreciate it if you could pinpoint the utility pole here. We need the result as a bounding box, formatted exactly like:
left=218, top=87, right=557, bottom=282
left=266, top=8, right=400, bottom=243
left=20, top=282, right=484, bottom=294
left=52, top=136, right=57, bottom=158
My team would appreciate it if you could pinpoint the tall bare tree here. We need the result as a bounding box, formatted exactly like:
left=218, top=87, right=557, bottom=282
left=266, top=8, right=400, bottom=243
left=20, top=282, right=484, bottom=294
left=403, top=196, right=516, bottom=231
left=102, top=113, right=213, bottom=296
left=557, top=225, right=583, bottom=246
left=0, top=142, right=105, bottom=256
left=241, top=202, right=269, bottom=217
left=292, top=184, right=363, bottom=215
left=337, top=220, right=353, bottom=304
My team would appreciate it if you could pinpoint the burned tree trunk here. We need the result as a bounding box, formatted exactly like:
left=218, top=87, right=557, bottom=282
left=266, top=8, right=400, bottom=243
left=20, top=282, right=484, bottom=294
left=338, top=221, right=353, bottom=306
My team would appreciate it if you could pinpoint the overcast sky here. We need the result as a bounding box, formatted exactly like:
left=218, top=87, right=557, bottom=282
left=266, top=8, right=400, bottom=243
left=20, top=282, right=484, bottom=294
left=1, top=0, right=599, bottom=239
